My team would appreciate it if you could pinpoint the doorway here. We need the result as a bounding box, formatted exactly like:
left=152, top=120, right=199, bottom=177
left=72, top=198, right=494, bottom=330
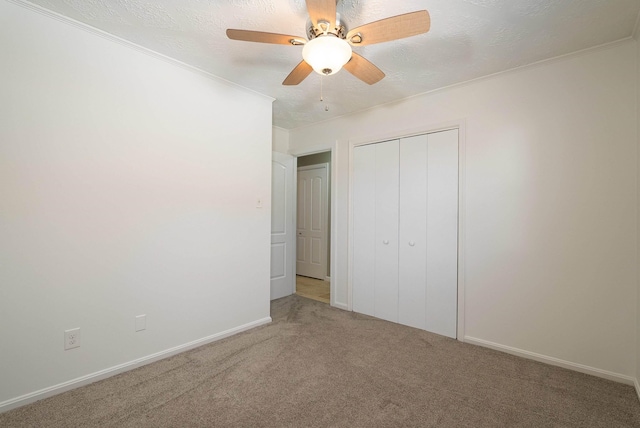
left=296, top=152, right=331, bottom=304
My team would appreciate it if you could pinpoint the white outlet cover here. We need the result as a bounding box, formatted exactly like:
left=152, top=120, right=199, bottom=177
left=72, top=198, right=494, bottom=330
left=64, top=328, right=80, bottom=350
left=135, top=314, right=146, bottom=332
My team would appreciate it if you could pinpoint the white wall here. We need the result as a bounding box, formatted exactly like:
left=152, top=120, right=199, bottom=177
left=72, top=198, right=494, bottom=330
left=289, top=40, right=638, bottom=380
left=0, top=1, right=273, bottom=407
left=272, top=126, right=290, bottom=153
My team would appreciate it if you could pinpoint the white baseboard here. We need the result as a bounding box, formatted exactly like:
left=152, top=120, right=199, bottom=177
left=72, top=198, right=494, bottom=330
left=635, top=378, right=640, bottom=402
left=0, top=317, right=272, bottom=413
left=464, top=336, right=635, bottom=386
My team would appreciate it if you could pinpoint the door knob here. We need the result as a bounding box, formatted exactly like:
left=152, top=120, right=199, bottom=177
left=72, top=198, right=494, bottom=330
left=409, top=241, right=415, bottom=246
left=383, top=240, right=389, bottom=245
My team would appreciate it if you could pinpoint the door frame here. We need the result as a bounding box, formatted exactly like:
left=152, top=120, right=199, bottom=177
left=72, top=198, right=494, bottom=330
left=289, top=143, right=340, bottom=309
left=296, top=162, right=329, bottom=281
left=348, top=120, right=467, bottom=341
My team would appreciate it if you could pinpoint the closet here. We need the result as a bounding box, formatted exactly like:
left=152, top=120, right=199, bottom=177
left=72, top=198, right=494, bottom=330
left=352, top=129, right=458, bottom=338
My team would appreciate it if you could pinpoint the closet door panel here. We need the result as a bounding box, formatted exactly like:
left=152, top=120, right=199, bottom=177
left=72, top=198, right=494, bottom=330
left=374, top=140, right=400, bottom=323
left=425, top=130, right=459, bottom=338
left=352, top=144, right=376, bottom=316
left=398, top=134, right=428, bottom=329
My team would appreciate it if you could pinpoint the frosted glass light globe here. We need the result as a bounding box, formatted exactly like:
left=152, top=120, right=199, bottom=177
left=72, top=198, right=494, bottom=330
left=302, top=35, right=352, bottom=76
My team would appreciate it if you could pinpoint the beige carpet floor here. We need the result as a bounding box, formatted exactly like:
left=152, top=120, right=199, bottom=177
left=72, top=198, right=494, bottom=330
left=2, top=295, right=640, bottom=427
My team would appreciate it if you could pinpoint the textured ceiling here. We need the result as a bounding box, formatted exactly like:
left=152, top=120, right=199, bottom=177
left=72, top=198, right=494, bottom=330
left=22, top=0, right=640, bottom=129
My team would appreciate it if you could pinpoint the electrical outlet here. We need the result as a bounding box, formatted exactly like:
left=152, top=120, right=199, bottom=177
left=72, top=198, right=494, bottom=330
left=64, top=328, right=80, bottom=350
left=135, top=314, right=146, bottom=332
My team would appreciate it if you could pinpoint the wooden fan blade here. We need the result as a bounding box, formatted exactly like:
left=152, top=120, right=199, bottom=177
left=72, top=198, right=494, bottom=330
left=226, top=29, right=306, bottom=46
left=346, top=10, right=430, bottom=46
left=343, top=53, right=385, bottom=85
left=306, top=0, right=336, bottom=29
left=283, top=61, right=314, bottom=85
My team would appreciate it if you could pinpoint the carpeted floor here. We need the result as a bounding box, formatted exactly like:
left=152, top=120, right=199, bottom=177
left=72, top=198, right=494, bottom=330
left=2, top=295, right=640, bottom=427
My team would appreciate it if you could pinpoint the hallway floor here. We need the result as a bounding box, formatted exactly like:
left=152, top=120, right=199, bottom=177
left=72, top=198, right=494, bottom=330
left=295, top=275, right=330, bottom=304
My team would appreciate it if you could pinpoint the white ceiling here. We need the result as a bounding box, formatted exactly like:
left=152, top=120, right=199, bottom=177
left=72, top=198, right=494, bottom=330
left=24, top=0, right=640, bottom=129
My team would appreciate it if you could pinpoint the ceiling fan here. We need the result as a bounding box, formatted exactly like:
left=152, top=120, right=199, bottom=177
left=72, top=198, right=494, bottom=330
left=226, top=0, right=430, bottom=86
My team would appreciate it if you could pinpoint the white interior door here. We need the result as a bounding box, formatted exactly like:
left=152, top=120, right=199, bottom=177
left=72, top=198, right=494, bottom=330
left=374, top=140, right=400, bottom=323
left=296, top=164, right=328, bottom=280
left=352, top=129, right=459, bottom=338
left=399, top=134, right=429, bottom=329
left=424, top=130, right=458, bottom=338
left=270, top=152, right=295, bottom=300
left=397, top=130, right=459, bottom=337
left=352, top=141, right=400, bottom=322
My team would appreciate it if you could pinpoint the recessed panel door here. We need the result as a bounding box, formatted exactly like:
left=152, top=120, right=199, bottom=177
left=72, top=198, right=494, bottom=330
left=296, top=164, right=328, bottom=280
left=271, top=152, right=295, bottom=300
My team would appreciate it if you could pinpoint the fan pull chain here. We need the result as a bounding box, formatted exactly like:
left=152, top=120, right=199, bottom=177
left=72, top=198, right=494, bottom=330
left=320, top=76, right=329, bottom=111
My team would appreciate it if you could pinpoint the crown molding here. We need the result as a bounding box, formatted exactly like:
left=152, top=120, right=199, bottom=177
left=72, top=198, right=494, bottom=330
left=6, top=0, right=274, bottom=102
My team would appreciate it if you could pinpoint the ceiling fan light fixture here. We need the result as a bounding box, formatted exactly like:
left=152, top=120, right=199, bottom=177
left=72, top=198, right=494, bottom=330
left=302, top=35, right=352, bottom=76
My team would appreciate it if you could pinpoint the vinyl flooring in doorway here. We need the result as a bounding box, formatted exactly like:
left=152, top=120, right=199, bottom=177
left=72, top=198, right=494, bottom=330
left=295, top=275, right=330, bottom=304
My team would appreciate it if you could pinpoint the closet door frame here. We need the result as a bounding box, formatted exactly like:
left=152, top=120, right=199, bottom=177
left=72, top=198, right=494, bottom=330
left=348, top=120, right=467, bottom=341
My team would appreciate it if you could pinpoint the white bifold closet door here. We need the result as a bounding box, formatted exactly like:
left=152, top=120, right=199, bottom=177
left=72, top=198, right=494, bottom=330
left=373, top=140, right=399, bottom=323
left=352, top=129, right=458, bottom=338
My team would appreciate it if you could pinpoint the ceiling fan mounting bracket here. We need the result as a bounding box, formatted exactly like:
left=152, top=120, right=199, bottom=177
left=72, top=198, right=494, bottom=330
left=306, top=14, right=347, bottom=40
